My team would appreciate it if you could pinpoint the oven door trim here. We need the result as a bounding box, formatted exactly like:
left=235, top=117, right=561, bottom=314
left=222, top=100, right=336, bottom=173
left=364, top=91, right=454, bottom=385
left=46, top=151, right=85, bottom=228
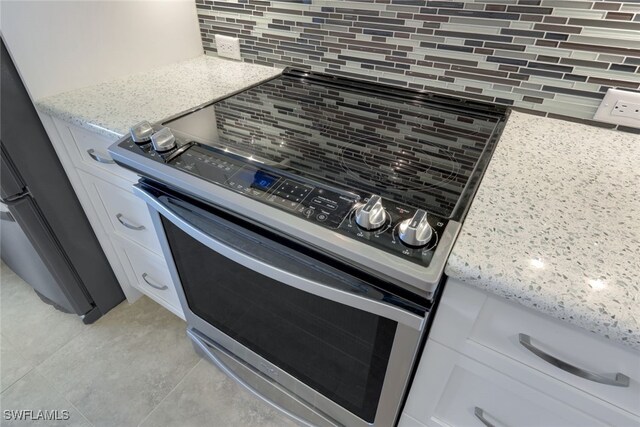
left=136, top=183, right=427, bottom=427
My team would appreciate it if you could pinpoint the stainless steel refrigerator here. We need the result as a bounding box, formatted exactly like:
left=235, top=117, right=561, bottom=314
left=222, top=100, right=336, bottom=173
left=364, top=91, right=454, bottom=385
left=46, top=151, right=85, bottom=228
left=0, top=37, right=124, bottom=323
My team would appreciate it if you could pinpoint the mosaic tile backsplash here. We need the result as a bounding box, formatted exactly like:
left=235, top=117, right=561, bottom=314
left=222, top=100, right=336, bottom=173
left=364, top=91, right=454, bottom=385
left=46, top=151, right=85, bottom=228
left=196, top=0, right=640, bottom=128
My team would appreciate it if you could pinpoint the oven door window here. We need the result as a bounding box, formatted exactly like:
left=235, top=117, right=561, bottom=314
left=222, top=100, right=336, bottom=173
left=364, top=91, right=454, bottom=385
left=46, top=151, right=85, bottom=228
left=162, top=218, right=397, bottom=423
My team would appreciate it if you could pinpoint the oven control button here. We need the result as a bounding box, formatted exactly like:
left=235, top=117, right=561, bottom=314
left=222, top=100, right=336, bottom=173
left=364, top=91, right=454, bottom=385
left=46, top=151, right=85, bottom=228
left=130, top=120, right=154, bottom=144
left=355, top=195, right=386, bottom=230
left=151, top=127, right=177, bottom=153
left=399, top=209, right=433, bottom=248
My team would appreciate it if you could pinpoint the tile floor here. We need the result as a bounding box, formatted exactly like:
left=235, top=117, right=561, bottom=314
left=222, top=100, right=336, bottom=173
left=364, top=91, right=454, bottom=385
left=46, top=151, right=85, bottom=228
left=0, top=261, right=299, bottom=427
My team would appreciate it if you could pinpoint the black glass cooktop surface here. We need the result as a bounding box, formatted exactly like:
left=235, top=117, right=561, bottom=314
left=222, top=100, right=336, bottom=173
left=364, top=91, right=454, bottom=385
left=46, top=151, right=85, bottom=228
left=164, top=69, right=506, bottom=220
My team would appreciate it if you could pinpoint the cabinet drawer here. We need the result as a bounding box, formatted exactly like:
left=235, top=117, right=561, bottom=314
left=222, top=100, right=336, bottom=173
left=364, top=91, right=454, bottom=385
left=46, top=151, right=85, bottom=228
left=53, top=118, right=138, bottom=182
left=79, top=170, right=161, bottom=255
left=436, top=360, right=595, bottom=426
left=403, top=340, right=633, bottom=427
left=113, top=235, right=183, bottom=319
left=470, top=296, right=640, bottom=415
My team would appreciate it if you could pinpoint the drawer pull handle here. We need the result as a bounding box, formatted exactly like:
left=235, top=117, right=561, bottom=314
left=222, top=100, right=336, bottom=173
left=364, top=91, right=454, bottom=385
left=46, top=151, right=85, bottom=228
left=518, top=333, right=630, bottom=387
left=142, top=273, right=168, bottom=290
left=116, top=213, right=145, bottom=231
left=87, top=148, right=115, bottom=164
left=474, top=407, right=497, bottom=427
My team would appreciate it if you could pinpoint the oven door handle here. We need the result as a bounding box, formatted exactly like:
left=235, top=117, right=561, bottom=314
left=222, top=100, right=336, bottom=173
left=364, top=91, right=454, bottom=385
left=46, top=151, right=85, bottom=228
left=135, top=185, right=425, bottom=330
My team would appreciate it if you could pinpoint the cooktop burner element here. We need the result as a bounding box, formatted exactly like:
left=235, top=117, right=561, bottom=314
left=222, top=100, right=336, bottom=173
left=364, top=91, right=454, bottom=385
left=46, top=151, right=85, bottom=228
left=164, top=70, right=503, bottom=220
left=109, top=68, right=507, bottom=296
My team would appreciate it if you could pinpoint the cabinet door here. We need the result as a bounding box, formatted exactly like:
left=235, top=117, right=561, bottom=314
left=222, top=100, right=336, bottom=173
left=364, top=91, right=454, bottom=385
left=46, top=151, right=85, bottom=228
left=78, top=170, right=162, bottom=255
left=112, top=234, right=184, bottom=320
left=403, top=340, right=633, bottom=427
left=433, top=279, right=640, bottom=417
left=76, top=170, right=183, bottom=318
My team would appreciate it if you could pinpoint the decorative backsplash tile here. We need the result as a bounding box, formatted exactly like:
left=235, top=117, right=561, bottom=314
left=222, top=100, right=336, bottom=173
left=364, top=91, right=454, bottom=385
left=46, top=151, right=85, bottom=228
left=196, top=0, right=640, bottom=130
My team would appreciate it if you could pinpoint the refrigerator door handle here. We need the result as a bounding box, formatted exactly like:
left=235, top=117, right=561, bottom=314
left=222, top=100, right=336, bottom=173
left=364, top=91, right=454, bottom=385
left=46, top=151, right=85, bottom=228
left=0, top=189, right=30, bottom=204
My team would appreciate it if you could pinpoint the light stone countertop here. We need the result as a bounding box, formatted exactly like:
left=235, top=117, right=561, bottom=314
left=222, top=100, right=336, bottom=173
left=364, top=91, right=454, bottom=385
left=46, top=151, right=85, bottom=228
left=36, top=55, right=282, bottom=141
left=445, top=111, right=640, bottom=350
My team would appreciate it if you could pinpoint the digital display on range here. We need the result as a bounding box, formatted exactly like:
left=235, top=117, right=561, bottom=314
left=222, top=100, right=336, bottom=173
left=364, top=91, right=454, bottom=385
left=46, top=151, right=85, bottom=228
left=226, top=166, right=282, bottom=196
left=253, top=170, right=278, bottom=191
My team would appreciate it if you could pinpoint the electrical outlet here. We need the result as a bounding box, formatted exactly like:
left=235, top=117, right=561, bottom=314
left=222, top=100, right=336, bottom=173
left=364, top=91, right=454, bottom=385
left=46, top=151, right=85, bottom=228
left=214, top=34, right=241, bottom=61
left=593, top=88, right=640, bottom=127
left=611, top=100, right=640, bottom=119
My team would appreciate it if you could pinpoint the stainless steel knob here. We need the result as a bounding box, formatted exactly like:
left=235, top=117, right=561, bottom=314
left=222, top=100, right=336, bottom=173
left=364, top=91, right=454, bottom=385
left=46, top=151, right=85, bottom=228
left=151, top=127, right=177, bottom=152
left=130, top=120, right=154, bottom=144
left=399, top=209, right=433, bottom=247
left=355, top=195, right=387, bottom=230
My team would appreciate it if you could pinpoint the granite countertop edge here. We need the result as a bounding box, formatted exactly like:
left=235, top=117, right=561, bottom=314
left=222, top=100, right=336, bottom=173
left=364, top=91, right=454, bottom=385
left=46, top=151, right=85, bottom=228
left=36, top=102, right=123, bottom=141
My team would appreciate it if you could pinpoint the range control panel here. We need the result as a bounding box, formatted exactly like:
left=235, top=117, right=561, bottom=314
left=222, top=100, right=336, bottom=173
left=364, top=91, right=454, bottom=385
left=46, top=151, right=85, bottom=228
left=339, top=198, right=448, bottom=266
left=119, top=138, right=449, bottom=267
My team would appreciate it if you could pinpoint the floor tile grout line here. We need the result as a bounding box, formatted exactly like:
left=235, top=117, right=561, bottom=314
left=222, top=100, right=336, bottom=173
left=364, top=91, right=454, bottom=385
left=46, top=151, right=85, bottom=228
left=66, top=396, right=95, bottom=426
left=0, top=282, right=102, bottom=395
left=2, top=270, right=201, bottom=427
left=0, top=326, right=93, bottom=420
left=0, top=368, right=94, bottom=426
left=0, top=323, right=87, bottom=395
left=34, top=370, right=96, bottom=427
left=1, top=268, right=97, bottom=389
left=0, top=277, right=86, bottom=394
left=1, top=370, right=30, bottom=395
left=1, top=321, right=90, bottom=395
left=0, top=333, right=34, bottom=395
left=136, top=358, right=203, bottom=427
left=20, top=318, right=94, bottom=381
left=24, top=302, right=139, bottom=425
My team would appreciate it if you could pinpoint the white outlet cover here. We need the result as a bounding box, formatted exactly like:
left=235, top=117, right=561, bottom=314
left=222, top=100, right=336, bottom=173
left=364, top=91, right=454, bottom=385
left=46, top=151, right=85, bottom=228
left=593, top=88, right=640, bottom=128
left=610, top=99, right=640, bottom=117
left=214, top=34, right=241, bottom=61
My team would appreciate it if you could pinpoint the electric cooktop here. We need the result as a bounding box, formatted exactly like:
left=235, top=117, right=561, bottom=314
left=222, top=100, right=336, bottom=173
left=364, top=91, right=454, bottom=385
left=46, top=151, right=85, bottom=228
left=163, top=69, right=505, bottom=221
left=109, top=68, right=507, bottom=295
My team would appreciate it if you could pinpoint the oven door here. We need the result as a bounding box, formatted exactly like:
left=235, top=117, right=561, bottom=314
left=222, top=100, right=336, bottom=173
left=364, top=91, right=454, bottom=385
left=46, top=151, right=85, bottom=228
left=135, top=181, right=428, bottom=427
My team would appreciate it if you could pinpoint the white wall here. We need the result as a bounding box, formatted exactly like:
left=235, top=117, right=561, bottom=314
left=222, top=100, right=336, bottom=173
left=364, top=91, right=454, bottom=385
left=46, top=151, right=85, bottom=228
left=0, top=0, right=203, bottom=100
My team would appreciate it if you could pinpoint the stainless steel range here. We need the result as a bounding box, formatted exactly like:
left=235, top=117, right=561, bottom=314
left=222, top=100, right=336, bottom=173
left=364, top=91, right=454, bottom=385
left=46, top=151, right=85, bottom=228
left=109, top=69, right=507, bottom=427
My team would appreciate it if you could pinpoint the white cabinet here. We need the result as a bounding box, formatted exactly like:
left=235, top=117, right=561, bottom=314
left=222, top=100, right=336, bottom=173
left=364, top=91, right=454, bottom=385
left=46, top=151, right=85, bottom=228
left=402, top=279, right=640, bottom=427
left=402, top=341, right=608, bottom=427
left=78, top=170, right=162, bottom=255
left=38, top=113, right=184, bottom=318
left=470, top=297, right=640, bottom=415
left=111, top=234, right=183, bottom=319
